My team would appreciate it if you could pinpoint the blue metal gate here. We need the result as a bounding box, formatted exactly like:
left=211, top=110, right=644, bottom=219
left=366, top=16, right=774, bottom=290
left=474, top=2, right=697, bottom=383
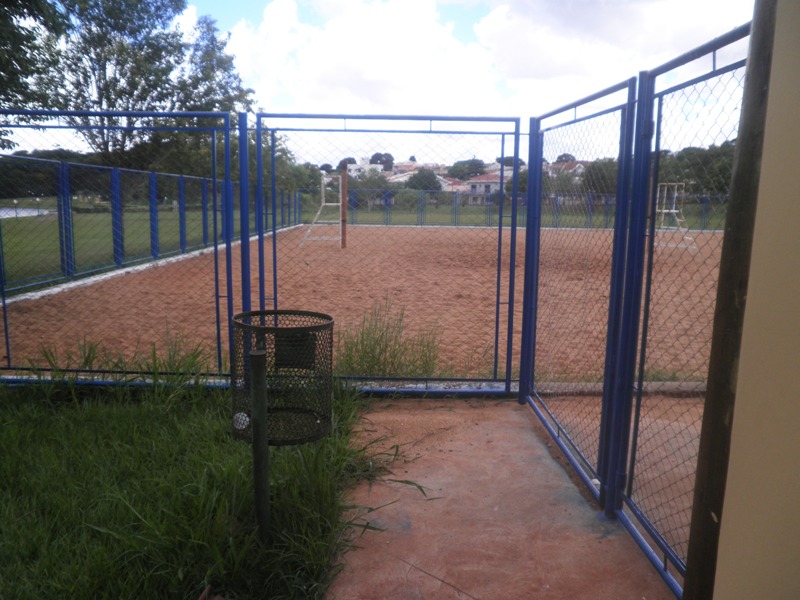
left=518, top=23, right=750, bottom=596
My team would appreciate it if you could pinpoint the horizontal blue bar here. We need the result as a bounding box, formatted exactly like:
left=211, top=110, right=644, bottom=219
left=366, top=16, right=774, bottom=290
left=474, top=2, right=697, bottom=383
left=1, top=109, right=229, bottom=119
left=258, top=112, right=520, bottom=124
left=648, top=22, right=750, bottom=77
left=616, top=509, right=684, bottom=598
left=540, top=102, right=626, bottom=134
left=537, top=78, right=633, bottom=121
left=656, top=58, right=747, bottom=99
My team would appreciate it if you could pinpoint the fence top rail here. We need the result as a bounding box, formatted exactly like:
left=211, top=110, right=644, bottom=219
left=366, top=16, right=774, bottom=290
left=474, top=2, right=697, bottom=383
left=258, top=112, right=520, bottom=124
left=256, top=112, right=520, bottom=135
left=1, top=109, right=230, bottom=121
left=536, top=78, right=635, bottom=123
left=655, top=57, right=747, bottom=100
left=539, top=101, right=628, bottom=135
left=0, top=154, right=61, bottom=167
left=647, top=21, right=750, bottom=78
left=1, top=153, right=220, bottom=183
left=258, top=125, right=519, bottom=137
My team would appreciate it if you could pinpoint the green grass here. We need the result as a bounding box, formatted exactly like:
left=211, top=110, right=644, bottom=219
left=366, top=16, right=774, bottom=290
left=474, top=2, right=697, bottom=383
left=1, top=342, right=388, bottom=599
left=301, top=203, right=521, bottom=228
left=0, top=204, right=215, bottom=286
left=334, top=299, right=442, bottom=379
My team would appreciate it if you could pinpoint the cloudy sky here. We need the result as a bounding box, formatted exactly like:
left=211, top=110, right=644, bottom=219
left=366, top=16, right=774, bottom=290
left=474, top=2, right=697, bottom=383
left=179, top=0, right=755, bottom=121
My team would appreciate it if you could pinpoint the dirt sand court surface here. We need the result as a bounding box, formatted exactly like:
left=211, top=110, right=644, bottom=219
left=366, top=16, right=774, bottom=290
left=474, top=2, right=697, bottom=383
left=1, top=225, right=721, bottom=380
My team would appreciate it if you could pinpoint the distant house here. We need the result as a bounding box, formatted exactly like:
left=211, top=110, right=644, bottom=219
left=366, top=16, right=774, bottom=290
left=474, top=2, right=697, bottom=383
left=464, top=172, right=509, bottom=205
left=347, top=158, right=384, bottom=178
left=545, top=160, right=589, bottom=183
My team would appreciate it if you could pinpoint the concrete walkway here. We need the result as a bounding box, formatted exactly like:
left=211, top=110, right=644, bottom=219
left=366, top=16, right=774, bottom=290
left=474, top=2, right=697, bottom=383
left=327, top=399, right=673, bottom=600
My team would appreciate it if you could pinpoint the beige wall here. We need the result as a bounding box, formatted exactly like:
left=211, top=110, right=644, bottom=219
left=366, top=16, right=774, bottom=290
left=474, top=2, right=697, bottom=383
left=714, top=1, right=800, bottom=597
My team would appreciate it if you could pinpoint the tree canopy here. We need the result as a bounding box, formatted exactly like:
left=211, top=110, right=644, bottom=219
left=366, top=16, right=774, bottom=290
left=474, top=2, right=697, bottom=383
left=369, top=152, right=394, bottom=172
left=0, top=0, right=66, bottom=148
left=27, top=0, right=252, bottom=166
left=496, top=156, right=525, bottom=167
left=447, top=158, right=485, bottom=180
left=581, top=158, right=618, bottom=194
left=658, top=141, right=736, bottom=194
left=406, top=168, right=441, bottom=191
left=0, top=0, right=64, bottom=108
left=336, top=157, right=357, bottom=172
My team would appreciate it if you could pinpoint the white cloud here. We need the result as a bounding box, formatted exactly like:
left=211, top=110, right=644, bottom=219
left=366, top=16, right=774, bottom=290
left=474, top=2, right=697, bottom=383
left=184, top=0, right=755, bottom=121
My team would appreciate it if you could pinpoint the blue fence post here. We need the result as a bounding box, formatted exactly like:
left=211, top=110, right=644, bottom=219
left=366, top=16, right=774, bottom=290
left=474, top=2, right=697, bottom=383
left=149, top=172, right=159, bottom=260
left=702, top=195, right=710, bottom=230
left=57, top=162, right=75, bottom=277
left=111, top=168, right=124, bottom=266
left=597, top=77, right=638, bottom=511
left=178, top=175, right=187, bottom=253
left=518, top=117, right=544, bottom=403
left=238, top=112, right=251, bottom=314
left=269, top=129, right=279, bottom=311
left=503, top=121, right=522, bottom=392
left=384, top=193, right=390, bottom=225
left=603, top=72, right=654, bottom=518
left=0, top=219, right=10, bottom=366
left=255, top=119, right=266, bottom=311
left=605, top=194, right=612, bottom=228
left=223, top=116, right=236, bottom=367
left=201, top=179, right=209, bottom=246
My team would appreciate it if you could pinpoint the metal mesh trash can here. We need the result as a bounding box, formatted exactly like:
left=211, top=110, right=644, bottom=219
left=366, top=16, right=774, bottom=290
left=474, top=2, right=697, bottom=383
left=231, top=310, right=334, bottom=445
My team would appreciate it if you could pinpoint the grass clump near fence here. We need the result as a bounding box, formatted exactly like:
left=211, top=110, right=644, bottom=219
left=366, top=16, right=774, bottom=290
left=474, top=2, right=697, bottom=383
left=0, top=341, right=389, bottom=599
left=335, top=299, right=441, bottom=379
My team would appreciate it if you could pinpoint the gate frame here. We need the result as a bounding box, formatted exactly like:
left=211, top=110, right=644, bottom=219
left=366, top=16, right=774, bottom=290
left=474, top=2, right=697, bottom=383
left=248, top=113, right=523, bottom=393
left=518, top=22, right=752, bottom=598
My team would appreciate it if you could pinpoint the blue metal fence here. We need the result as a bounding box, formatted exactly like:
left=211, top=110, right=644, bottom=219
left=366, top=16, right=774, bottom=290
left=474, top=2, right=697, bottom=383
left=518, top=22, right=750, bottom=597
left=0, top=24, right=751, bottom=592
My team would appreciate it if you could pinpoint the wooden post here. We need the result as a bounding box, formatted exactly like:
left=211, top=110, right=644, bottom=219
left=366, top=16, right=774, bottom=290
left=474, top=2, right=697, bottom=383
left=683, top=1, right=776, bottom=597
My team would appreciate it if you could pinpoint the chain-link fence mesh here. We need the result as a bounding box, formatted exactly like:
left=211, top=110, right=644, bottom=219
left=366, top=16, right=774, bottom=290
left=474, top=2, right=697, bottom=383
left=256, top=116, right=521, bottom=381
left=0, top=113, right=235, bottom=374
left=532, top=100, right=627, bottom=477
left=626, top=62, right=746, bottom=566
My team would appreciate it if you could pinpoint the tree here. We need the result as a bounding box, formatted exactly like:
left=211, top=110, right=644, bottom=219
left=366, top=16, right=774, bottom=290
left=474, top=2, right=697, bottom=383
left=657, top=140, right=736, bottom=194
left=505, top=169, right=528, bottom=194
left=406, top=168, right=441, bottom=191
left=582, top=158, right=618, bottom=194
left=1, top=1, right=64, bottom=106
left=0, top=1, right=65, bottom=148
left=320, top=163, right=334, bottom=173
left=544, top=171, right=580, bottom=195
left=409, top=155, right=417, bottom=162
left=173, top=16, right=253, bottom=113
left=145, top=15, right=253, bottom=175
left=496, top=156, right=526, bottom=167
left=369, top=152, right=394, bottom=172
left=447, top=158, right=485, bottom=180
left=40, top=0, right=188, bottom=161
left=336, top=157, right=356, bottom=172
left=555, top=153, right=576, bottom=163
